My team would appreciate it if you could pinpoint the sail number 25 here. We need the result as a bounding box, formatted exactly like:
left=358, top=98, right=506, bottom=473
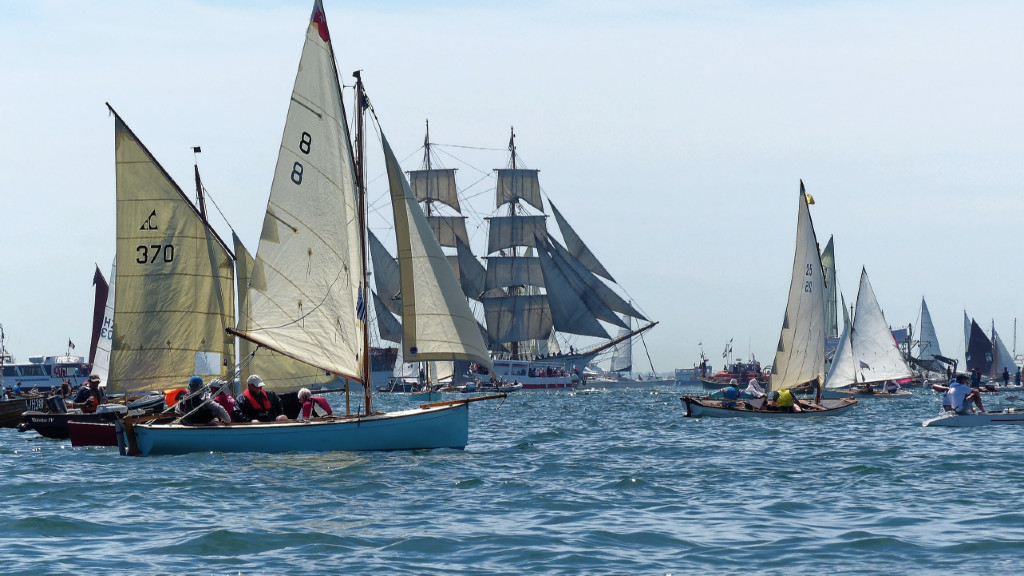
left=804, top=264, right=814, bottom=293
left=291, top=131, right=312, bottom=185
left=136, top=244, right=174, bottom=264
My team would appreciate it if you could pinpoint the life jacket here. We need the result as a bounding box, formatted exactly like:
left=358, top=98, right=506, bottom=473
left=243, top=389, right=272, bottom=412
left=776, top=389, right=795, bottom=408
left=81, top=389, right=104, bottom=413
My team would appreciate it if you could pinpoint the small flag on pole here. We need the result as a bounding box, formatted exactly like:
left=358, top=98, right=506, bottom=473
left=68, top=339, right=75, bottom=350
left=355, top=284, right=366, bottom=322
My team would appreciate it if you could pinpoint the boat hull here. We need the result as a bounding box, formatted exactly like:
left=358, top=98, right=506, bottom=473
left=124, top=403, right=470, bottom=456
left=0, top=398, right=29, bottom=428
left=923, top=409, right=1024, bottom=427
left=822, top=389, right=913, bottom=399
left=69, top=421, right=119, bottom=447
left=681, top=396, right=857, bottom=418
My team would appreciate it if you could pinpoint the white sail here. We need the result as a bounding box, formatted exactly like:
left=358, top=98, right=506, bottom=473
left=495, top=169, right=543, bottom=211
left=916, top=298, right=942, bottom=370
left=91, top=261, right=115, bottom=386
left=383, top=133, right=492, bottom=369
left=991, top=326, right=1016, bottom=378
left=234, top=234, right=335, bottom=392
left=409, top=168, right=460, bottom=212
left=108, top=113, right=235, bottom=394
left=847, top=268, right=913, bottom=384
left=371, top=291, right=403, bottom=344
left=824, top=293, right=855, bottom=389
left=821, top=236, right=838, bottom=339
left=769, top=184, right=825, bottom=392
left=234, top=6, right=364, bottom=381
left=610, top=316, right=632, bottom=372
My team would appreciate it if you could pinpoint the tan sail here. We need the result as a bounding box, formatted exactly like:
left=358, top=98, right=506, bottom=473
left=383, top=133, right=492, bottom=369
left=108, top=113, right=234, bottom=394
left=769, top=183, right=825, bottom=392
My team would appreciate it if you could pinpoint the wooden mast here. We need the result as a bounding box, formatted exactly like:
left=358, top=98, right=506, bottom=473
left=353, top=70, right=372, bottom=415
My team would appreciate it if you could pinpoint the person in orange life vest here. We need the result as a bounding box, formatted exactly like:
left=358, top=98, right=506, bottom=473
left=297, top=387, right=333, bottom=419
left=72, top=374, right=106, bottom=413
left=233, top=375, right=287, bottom=422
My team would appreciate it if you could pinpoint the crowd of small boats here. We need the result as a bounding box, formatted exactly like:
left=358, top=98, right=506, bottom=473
left=2, top=1, right=1019, bottom=460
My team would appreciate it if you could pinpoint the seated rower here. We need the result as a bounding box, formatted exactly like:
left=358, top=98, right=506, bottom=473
left=721, top=379, right=740, bottom=408
left=950, top=373, right=986, bottom=415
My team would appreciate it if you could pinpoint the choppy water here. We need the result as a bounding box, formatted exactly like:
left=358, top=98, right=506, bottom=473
left=2, top=386, right=1023, bottom=575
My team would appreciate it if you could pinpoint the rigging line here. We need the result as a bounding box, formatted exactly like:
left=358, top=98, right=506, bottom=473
left=433, top=146, right=493, bottom=177
left=432, top=142, right=508, bottom=152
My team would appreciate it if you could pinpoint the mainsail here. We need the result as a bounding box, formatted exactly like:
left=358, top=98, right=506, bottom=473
left=769, top=183, right=825, bottom=392
left=990, top=324, right=1016, bottom=378
left=915, top=298, right=943, bottom=371
left=107, top=110, right=235, bottom=394
left=821, top=236, right=838, bottom=339
left=89, top=262, right=115, bottom=386
left=232, top=0, right=365, bottom=382
left=965, top=317, right=992, bottom=375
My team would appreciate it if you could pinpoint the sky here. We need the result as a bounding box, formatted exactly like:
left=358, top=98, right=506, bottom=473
left=2, top=0, right=1024, bottom=375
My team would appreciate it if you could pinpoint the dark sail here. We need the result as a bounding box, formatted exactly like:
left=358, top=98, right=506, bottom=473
left=965, top=319, right=992, bottom=375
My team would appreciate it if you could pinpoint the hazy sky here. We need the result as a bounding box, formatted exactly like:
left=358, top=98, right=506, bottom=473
left=2, top=0, right=1023, bottom=374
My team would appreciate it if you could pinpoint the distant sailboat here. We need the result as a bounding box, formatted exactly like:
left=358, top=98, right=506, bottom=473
left=823, top=268, right=914, bottom=398
left=682, top=183, right=857, bottom=417
left=912, top=297, right=944, bottom=373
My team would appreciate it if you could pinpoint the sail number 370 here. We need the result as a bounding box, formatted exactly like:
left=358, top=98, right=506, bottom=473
left=291, top=131, right=313, bottom=185
left=136, top=244, right=174, bottom=264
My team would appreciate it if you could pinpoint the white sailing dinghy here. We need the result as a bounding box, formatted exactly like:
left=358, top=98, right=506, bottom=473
left=682, top=183, right=857, bottom=418
left=121, top=1, right=502, bottom=456
left=923, top=409, right=1024, bottom=427
left=822, top=268, right=914, bottom=399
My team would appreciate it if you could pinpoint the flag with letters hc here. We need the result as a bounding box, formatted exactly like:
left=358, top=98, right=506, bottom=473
left=355, top=284, right=366, bottom=322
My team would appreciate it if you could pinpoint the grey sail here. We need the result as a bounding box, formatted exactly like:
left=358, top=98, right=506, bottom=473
left=610, top=317, right=632, bottom=373
left=368, top=230, right=401, bottom=316
left=482, top=295, right=553, bottom=344
left=540, top=237, right=625, bottom=329
left=427, top=215, right=470, bottom=248
left=409, top=168, right=460, bottom=212
left=372, top=291, right=403, bottom=344
left=547, top=236, right=645, bottom=322
left=485, top=256, right=545, bottom=290
left=536, top=241, right=610, bottom=339
left=916, top=298, right=943, bottom=371
left=455, top=238, right=486, bottom=300
left=549, top=201, right=614, bottom=282
left=487, top=215, right=548, bottom=254
left=495, top=168, right=543, bottom=212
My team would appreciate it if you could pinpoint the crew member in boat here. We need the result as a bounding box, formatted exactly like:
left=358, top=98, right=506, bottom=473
left=233, top=375, right=287, bottom=422
left=70, top=374, right=106, bottom=413
left=209, top=378, right=236, bottom=421
left=297, top=387, right=333, bottom=419
left=59, top=379, right=73, bottom=398
left=950, top=374, right=986, bottom=415
left=883, top=380, right=901, bottom=394
left=13, top=381, right=22, bottom=395
left=760, top=388, right=809, bottom=412
left=175, top=376, right=231, bottom=425
left=721, top=379, right=740, bottom=408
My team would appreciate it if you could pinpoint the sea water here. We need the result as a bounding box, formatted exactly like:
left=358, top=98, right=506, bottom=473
left=1, top=386, right=1022, bottom=575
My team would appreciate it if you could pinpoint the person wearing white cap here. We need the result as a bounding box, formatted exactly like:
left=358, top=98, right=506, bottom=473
left=233, top=375, right=287, bottom=422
